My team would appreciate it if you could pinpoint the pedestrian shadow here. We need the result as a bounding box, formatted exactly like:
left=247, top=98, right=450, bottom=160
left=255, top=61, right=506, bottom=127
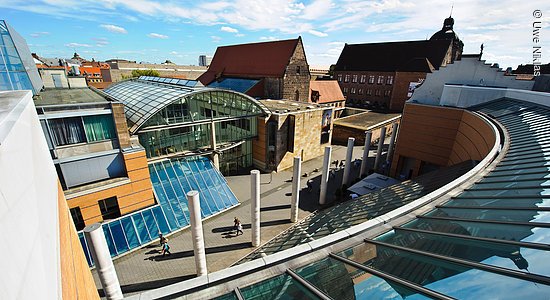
left=212, top=219, right=291, bottom=233
left=261, top=204, right=291, bottom=212
left=149, top=242, right=252, bottom=261
left=97, top=274, right=197, bottom=296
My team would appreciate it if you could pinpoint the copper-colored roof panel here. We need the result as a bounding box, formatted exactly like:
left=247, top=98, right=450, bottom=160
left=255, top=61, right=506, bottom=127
left=309, top=80, right=345, bottom=103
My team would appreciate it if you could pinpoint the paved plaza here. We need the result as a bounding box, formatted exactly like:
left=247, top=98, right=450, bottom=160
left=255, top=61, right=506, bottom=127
left=93, top=143, right=386, bottom=295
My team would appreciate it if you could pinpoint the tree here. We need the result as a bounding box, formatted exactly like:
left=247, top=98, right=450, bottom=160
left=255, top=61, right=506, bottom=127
left=130, top=69, right=160, bottom=78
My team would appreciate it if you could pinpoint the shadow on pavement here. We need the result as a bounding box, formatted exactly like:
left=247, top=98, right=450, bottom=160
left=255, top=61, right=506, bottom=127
left=148, top=242, right=252, bottom=261
left=97, top=274, right=197, bottom=297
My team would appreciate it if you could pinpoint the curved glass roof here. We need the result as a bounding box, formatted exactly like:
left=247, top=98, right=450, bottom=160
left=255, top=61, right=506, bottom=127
left=103, top=76, right=270, bottom=134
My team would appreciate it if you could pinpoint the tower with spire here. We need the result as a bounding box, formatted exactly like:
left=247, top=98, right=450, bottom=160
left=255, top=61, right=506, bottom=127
left=429, top=11, right=464, bottom=63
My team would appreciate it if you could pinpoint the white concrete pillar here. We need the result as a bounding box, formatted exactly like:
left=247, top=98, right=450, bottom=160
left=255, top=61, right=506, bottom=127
left=250, top=170, right=261, bottom=247
left=360, top=131, right=372, bottom=177
left=386, top=123, right=399, bottom=165
left=187, top=190, right=207, bottom=276
left=374, top=127, right=387, bottom=171
left=210, top=122, right=219, bottom=170
left=342, top=137, right=355, bottom=188
left=84, top=223, right=123, bottom=300
left=290, top=156, right=301, bottom=223
left=319, top=146, right=332, bottom=205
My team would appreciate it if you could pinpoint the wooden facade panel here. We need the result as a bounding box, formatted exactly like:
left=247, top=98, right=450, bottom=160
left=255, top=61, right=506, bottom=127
left=124, top=155, right=149, bottom=172
left=58, top=183, right=99, bottom=299
left=392, top=103, right=496, bottom=178
left=128, top=167, right=151, bottom=182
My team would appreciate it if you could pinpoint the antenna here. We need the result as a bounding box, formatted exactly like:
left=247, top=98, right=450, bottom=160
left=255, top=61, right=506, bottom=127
left=450, top=4, right=454, bottom=17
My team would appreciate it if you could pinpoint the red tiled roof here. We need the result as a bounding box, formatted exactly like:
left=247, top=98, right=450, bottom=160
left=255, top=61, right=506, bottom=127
left=88, top=81, right=113, bottom=89
left=199, top=38, right=301, bottom=85
left=309, top=80, right=345, bottom=103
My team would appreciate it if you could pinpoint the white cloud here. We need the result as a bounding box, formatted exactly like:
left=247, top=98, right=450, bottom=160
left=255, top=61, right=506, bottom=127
left=30, top=32, right=50, bottom=38
left=147, top=33, right=169, bottom=39
left=221, top=26, right=238, bottom=33
left=301, top=0, right=333, bottom=20
left=260, top=36, right=277, bottom=41
left=169, top=51, right=179, bottom=55
left=235, top=33, right=245, bottom=37
left=309, top=29, right=328, bottom=37
left=211, top=35, right=222, bottom=42
left=100, top=24, right=127, bottom=34
left=65, top=42, right=92, bottom=48
left=92, top=37, right=109, bottom=47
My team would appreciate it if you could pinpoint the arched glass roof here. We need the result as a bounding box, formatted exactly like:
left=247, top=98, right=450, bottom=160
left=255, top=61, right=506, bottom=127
left=103, top=76, right=270, bottom=134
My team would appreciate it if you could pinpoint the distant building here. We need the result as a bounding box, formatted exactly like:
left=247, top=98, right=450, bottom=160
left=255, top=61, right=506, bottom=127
left=34, top=88, right=155, bottom=230
left=198, top=55, right=212, bottom=66
left=106, top=60, right=207, bottom=82
left=309, top=80, right=346, bottom=117
left=199, top=37, right=311, bottom=102
left=254, top=99, right=334, bottom=171
left=0, top=20, right=43, bottom=94
left=334, top=17, right=463, bottom=112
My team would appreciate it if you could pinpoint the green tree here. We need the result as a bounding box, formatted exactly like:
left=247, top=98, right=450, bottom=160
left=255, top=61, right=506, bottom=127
left=130, top=69, right=160, bottom=77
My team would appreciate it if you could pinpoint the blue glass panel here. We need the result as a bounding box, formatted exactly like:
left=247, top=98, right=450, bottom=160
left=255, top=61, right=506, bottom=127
left=79, top=232, right=93, bottom=266
left=142, top=209, right=160, bottom=236
left=152, top=206, right=170, bottom=233
left=381, top=229, right=550, bottom=278
left=102, top=225, right=118, bottom=257
left=295, top=257, right=429, bottom=300
left=109, top=221, right=129, bottom=254
left=160, top=161, right=189, bottom=226
left=337, top=242, right=550, bottom=299
left=240, top=273, right=321, bottom=300
left=426, top=208, right=550, bottom=223
left=121, top=217, right=141, bottom=248
left=132, top=214, right=152, bottom=243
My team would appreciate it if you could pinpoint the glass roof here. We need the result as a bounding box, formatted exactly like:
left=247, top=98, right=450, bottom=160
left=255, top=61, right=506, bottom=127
left=207, top=77, right=261, bottom=94
left=103, top=77, right=270, bottom=134
left=215, top=99, right=550, bottom=300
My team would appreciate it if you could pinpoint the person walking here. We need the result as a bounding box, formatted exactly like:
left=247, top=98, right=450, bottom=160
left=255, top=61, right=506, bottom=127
left=158, top=231, right=165, bottom=246
left=161, top=238, right=171, bottom=257
left=236, top=219, right=243, bottom=236
left=233, top=217, right=239, bottom=234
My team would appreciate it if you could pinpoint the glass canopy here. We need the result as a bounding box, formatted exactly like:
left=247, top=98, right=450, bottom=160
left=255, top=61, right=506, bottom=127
left=78, top=156, right=238, bottom=266
left=103, top=76, right=270, bottom=134
left=215, top=99, right=550, bottom=300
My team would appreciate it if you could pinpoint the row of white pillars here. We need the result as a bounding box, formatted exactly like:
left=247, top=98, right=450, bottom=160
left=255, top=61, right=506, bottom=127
left=342, top=137, right=355, bottom=188
left=250, top=170, right=261, bottom=247
left=374, top=126, right=387, bottom=171
left=187, top=191, right=208, bottom=277
left=319, top=146, right=332, bottom=205
left=360, top=131, right=372, bottom=177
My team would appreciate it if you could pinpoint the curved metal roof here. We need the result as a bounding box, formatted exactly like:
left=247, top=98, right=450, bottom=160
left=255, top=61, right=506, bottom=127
left=103, top=76, right=270, bottom=134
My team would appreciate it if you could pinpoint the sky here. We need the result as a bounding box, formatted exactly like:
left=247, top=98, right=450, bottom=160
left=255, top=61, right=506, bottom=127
left=1, top=0, right=549, bottom=69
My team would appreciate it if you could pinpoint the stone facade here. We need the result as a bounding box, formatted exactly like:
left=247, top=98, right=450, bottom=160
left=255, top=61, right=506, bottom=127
left=253, top=107, right=334, bottom=172
left=282, top=39, right=311, bottom=102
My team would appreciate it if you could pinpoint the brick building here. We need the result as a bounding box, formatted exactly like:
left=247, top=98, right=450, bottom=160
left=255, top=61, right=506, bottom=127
left=199, top=37, right=311, bottom=102
left=334, top=17, right=463, bottom=112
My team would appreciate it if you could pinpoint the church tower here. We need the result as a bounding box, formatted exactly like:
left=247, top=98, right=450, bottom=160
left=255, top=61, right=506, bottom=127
left=430, top=16, right=464, bottom=62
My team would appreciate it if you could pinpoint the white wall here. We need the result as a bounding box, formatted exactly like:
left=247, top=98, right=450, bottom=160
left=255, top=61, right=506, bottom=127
left=0, top=91, right=62, bottom=299
left=40, top=69, right=69, bottom=88
left=441, top=85, right=550, bottom=108
left=68, top=77, right=87, bottom=88
left=410, top=57, right=535, bottom=106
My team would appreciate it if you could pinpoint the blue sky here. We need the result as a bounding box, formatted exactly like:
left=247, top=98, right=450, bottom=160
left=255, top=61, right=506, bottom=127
left=1, top=0, right=549, bottom=69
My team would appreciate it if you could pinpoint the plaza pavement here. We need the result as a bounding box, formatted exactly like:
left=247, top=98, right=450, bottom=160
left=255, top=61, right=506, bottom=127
left=93, top=143, right=385, bottom=296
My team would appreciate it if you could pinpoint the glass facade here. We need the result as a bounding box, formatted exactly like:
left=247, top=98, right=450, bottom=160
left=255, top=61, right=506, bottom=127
left=0, top=20, right=42, bottom=94
left=216, top=99, right=550, bottom=300
left=104, top=77, right=268, bottom=172
left=78, top=156, right=239, bottom=266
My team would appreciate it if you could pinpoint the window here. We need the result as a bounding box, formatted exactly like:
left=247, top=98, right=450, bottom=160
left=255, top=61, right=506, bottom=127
left=352, top=74, right=358, bottom=83
left=358, top=88, right=364, bottom=95
left=386, top=76, right=394, bottom=85
left=360, top=75, right=366, bottom=83
left=337, top=74, right=342, bottom=82
left=287, top=115, right=295, bottom=152
left=366, top=89, right=372, bottom=95
left=343, top=87, right=348, bottom=94
left=384, top=90, right=391, bottom=97
left=375, top=89, right=381, bottom=96
left=377, top=76, right=384, bottom=84
left=344, top=74, right=350, bottom=82
left=70, top=207, right=86, bottom=231
left=296, top=66, right=301, bottom=75
left=368, top=75, right=375, bottom=84
left=98, top=197, right=121, bottom=220
left=49, top=117, right=86, bottom=146
left=350, top=87, right=356, bottom=94
left=295, top=90, right=300, bottom=101
left=83, top=115, right=115, bottom=142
